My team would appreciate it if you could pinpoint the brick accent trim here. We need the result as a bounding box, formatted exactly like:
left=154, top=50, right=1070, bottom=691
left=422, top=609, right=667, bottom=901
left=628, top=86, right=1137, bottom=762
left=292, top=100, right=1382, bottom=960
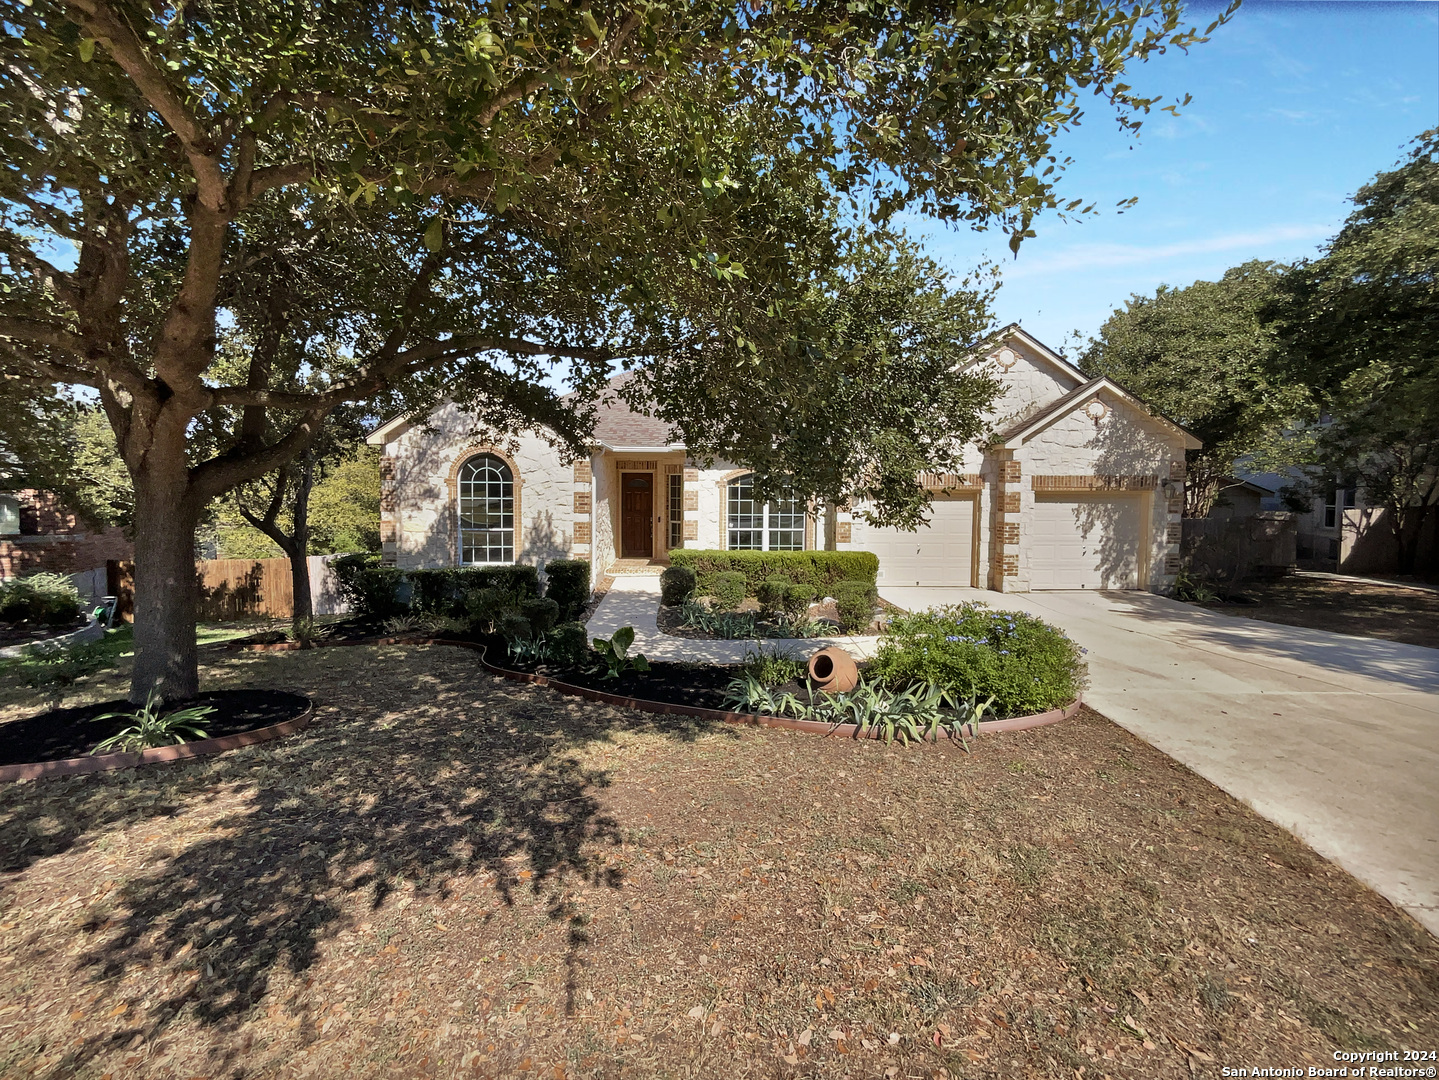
left=1168, top=498, right=1184, bottom=515
left=573, top=521, right=592, bottom=544
left=614, top=458, right=658, bottom=471
left=1163, top=554, right=1181, bottom=575
left=835, top=522, right=852, bottom=544
left=682, top=520, right=698, bottom=541
left=999, top=554, right=1019, bottom=577
left=684, top=468, right=698, bottom=483
left=918, top=472, right=983, bottom=491
left=998, top=491, right=1021, bottom=514
left=683, top=490, right=698, bottom=511
left=999, top=461, right=1021, bottom=484
left=1169, top=460, right=1186, bottom=482
left=573, top=459, right=591, bottom=482
left=663, top=463, right=685, bottom=475
left=997, top=521, right=1020, bottom=545
left=445, top=446, right=523, bottom=567
left=379, top=457, right=397, bottom=514
left=573, top=491, right=592, bottom=514
left=1031, top=475, right=1157, bottom=492
left=1165, top=522, right=1182, bottom=545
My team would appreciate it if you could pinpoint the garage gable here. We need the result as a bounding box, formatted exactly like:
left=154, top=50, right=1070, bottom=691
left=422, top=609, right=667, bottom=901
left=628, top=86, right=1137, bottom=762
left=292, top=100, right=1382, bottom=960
left=996, top=377, right=1202, bottom=452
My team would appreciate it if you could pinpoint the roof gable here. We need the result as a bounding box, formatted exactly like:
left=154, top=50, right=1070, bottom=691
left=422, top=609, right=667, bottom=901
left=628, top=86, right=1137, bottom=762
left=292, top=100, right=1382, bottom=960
left=996, top=376, right=1203, bottom=450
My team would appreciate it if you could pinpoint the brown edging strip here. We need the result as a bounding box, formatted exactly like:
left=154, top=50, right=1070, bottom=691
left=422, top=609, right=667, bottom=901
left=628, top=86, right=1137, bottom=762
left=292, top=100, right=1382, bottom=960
left=427, top=639, right=1080, bottom=742
left=0, top=701, right=315, bottom=783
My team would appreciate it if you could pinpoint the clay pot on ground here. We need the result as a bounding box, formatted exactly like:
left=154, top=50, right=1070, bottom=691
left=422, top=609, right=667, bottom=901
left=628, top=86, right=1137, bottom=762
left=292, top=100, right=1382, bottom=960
left=807, top=646, right=859, bottom=693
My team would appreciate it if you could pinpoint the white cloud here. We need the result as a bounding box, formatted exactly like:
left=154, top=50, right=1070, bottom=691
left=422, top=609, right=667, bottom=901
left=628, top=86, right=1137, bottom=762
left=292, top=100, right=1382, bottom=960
left=1000, top=223, right=1333, bottom=279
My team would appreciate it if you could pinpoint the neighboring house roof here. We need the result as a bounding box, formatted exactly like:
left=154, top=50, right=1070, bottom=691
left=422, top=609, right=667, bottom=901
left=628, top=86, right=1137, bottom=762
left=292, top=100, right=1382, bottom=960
left=994, top=376, right=1203, bottom=450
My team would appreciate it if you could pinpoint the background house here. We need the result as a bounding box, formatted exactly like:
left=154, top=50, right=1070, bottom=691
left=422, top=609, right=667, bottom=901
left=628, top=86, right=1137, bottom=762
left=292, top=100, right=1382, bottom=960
left=0, top=489, right=133, bottom=600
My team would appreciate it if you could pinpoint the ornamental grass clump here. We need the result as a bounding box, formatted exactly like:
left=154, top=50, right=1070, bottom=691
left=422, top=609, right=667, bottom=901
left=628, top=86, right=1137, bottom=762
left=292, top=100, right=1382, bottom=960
left=867, top=603, right=1086, bottom=718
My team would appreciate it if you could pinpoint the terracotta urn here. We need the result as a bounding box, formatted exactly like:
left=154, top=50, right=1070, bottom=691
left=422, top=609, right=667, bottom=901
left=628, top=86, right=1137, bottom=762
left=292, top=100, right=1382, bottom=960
left=807, top=647, right=859, bottom=693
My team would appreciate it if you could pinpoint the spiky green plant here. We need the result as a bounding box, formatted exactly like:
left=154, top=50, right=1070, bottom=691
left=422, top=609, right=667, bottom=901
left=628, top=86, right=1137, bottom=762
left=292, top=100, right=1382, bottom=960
left=90, top=690, right=215, bottom=753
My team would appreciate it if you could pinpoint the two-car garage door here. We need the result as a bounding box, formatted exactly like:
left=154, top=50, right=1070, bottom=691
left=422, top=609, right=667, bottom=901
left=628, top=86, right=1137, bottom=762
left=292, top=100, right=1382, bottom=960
left=856, top=494, right=975, bottom=588
left=1029, top=495, right=1142, bottom=590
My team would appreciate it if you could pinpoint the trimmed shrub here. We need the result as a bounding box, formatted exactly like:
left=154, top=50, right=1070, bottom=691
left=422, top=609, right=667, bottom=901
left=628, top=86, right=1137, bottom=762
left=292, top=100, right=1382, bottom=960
left=866, top=603, right=1087, bottom=719
left=756, top=575, right=792, bottom=615
left=781, top=583, right=817, bottom=619
left=549, top=621, right=589, bottom=669
left=464, top=587, right=518, bottom=635
left=711, top=572, right=747, bottom=612
left=659, top=565, right=697, bottom=607
left=833, top=580, right=876, bottom=634
left=497, top=611, right=532, bottom=643
left=521, top=597, right=561, bottom=635
left=0, top=572, right=81, bottom=626
left=331, top=554, right=408, bottom=618
left=331, top=556, right=538, bottom=619
left=544, top=559, right=591, bottom=620
left=666, top=549, right=878, bottom=598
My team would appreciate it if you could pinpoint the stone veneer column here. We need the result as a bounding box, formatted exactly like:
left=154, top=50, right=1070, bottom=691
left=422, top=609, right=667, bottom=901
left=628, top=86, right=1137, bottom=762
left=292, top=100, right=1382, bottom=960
left=989, top=457, right=1021, bottom=590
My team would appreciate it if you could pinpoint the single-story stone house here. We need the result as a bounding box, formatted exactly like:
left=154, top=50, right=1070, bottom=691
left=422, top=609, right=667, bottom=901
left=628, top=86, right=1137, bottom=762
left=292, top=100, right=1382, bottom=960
left=366, top=324, right=1200, bottom=592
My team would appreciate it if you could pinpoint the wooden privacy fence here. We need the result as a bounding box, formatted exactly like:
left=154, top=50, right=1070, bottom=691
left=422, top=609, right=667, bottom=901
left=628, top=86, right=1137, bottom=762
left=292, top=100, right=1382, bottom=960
left=108, top=558, right=294, bottom=622
left=1180, top=512, right=1297, bottom=583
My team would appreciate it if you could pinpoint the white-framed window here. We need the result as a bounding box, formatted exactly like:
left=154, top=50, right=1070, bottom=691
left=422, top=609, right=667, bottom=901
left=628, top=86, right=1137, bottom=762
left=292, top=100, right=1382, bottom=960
left=726, top=474, right=804, bottom=551
left=1322, top=481, right=1356, bottom=529
left=668, top=472, right=684, bottom=551
left=0, top=494, right=18, bottom=537
left=457, top=454, right=515, bottom=564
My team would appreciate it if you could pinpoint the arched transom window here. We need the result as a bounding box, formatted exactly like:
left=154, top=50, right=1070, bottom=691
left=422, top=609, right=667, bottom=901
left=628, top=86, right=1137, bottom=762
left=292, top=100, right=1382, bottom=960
left=457, top=454, right=515, bottom=564
left=727, top=474, right=804, bottom=551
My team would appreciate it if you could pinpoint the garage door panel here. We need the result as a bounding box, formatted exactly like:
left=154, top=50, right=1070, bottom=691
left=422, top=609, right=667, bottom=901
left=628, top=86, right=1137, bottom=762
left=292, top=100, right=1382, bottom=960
left=1030, top=496, right=1141, bottom=590
left=858, top=496, right=975, bottom=588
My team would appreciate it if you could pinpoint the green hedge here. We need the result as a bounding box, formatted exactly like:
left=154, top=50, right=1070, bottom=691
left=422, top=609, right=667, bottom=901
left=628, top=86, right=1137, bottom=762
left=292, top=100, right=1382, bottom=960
left=0, top=571, right=81, bottom=626
left=543, top=558, right=591, bottom=621
left=666, top=550, right=878, bottom=598
left=332, top=555, right=539, bottom=618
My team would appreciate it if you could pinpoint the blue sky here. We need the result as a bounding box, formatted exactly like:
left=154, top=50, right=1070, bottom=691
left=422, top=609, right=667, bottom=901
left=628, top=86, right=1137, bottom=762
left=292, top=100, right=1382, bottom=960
left=909, top=0, right=1439, bottom=357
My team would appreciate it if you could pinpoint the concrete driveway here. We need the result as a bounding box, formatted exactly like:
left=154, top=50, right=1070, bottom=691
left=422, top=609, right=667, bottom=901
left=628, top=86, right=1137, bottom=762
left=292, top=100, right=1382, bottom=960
left=880, top=586, right=1439, bottom=937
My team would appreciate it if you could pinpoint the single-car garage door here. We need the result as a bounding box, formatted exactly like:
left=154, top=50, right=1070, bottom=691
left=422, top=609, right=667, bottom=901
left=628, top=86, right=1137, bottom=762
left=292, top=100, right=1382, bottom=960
left=857, top=495, right=976, bottom=588
left=1030, top=495, right=1143, bottom=590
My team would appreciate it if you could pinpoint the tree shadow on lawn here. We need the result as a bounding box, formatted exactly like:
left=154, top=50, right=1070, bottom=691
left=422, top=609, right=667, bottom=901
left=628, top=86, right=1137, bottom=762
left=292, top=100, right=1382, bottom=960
left=0, top=645, right=733, bottom=1075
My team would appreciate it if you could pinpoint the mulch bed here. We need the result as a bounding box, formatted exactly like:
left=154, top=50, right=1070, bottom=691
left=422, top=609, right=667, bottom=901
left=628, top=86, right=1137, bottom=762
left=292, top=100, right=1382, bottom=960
left=0, top=689, right=310, bottom=767
left=1197, top=574, right=1439, bottom=649
left=0, top=618, right=86, bottom=649
left=0, top=644, right=1435, bottom=1079
left=657, top=598, right=888, bottom=640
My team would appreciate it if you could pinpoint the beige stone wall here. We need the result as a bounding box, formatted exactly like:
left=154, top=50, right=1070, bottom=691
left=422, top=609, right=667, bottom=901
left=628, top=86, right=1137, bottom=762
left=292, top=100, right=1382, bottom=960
left=980, top=338, right=1084, bottom=434
left=1011, top=389, right=1184, bottom=591
left=388, top=402, right=574, bottom=570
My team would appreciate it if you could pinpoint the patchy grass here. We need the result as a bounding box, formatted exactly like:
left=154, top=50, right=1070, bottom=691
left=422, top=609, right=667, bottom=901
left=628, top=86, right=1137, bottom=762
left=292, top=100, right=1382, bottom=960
left=0, top=644, right=1435, bottom=1079
left=1198, top=574, right=1439, bottom=649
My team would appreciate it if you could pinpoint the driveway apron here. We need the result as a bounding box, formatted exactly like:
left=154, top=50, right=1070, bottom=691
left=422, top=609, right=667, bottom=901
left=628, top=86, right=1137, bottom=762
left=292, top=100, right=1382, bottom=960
left=880, top=585, right=1439, bottom=938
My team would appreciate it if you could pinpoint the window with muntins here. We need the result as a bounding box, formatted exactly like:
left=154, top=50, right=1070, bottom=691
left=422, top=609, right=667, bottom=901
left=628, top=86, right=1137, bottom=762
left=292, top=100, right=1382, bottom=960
left=668, top=473, right=684, bottom=551
left=458, top=454, right=515, bottom=564
left=0, top=495, right=18, bottom=536
left=726, top=474, right=804, bottom=551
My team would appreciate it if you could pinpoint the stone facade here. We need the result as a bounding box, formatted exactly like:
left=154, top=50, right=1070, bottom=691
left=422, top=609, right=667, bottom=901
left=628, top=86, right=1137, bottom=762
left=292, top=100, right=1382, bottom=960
left=368, top=325, right=1198, bottom=591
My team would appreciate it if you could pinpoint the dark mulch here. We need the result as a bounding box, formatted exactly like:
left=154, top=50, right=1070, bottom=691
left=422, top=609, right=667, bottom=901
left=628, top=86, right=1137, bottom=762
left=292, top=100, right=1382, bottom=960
left=488, top=639, right=745, bottom=709
left=1197, top=573, right=1439, bottom=649
left=0, top=618, right=86, bottom=649
left=223, top=617, right=392, bottom=648
left=0, top=689, right=310, bottom=766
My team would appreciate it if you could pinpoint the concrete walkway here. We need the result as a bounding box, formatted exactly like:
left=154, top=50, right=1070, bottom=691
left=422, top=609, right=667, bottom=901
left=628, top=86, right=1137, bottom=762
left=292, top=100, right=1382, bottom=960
left=585, top=574, right=882, bottom=663
left=880, top=585, right=1439, bottom=937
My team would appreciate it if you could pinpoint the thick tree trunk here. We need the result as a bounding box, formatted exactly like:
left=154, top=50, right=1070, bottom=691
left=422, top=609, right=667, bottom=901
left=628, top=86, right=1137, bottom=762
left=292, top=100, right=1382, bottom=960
left=289, top=453, right=315, bottom=627
left=129, top=464, right=203, bottom=704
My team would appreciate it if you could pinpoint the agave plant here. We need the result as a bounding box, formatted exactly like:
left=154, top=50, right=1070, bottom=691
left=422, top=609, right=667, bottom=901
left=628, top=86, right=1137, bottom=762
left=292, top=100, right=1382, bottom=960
left=90, top=690, right=216, bottom=753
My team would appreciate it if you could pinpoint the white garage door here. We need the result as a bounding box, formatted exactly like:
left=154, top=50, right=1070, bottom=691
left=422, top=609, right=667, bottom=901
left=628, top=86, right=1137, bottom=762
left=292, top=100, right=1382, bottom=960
left=857, top=495, right=975, bottom=587
left=1030, top=495, right=1143, bottom=590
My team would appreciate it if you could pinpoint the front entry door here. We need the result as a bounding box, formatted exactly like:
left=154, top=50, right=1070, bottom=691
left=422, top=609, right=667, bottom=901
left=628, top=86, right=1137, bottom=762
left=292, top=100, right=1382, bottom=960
left=620, top=473, right=654, bottom=558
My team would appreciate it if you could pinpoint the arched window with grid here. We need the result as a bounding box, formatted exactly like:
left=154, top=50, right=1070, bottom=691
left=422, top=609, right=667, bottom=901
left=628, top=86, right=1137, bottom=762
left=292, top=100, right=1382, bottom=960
left=457, top=454, right=515, bottom=564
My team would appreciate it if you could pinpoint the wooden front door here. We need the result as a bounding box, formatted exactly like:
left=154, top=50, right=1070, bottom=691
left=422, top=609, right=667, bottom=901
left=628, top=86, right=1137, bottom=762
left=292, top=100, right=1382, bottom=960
left=620, top=473, right=654, bottom=558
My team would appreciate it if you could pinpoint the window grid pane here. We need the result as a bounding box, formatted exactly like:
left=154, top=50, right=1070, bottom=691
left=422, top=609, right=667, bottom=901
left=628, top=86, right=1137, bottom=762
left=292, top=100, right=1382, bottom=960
left=458, top=455, right=514, bottom=564
left=668, top=473, right=684, bottom=550
left=727, top=475, right=805, bottom=551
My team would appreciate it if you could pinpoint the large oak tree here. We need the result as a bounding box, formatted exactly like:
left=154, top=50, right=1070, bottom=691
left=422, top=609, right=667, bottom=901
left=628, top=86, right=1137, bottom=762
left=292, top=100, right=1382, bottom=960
left=0, top=0, right=1225, bottom=700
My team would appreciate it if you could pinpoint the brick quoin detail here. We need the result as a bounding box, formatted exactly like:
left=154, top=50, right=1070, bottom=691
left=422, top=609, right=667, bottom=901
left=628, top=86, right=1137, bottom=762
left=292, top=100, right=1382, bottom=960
left=683, top=468, right=699, bottom=483
left=998, top=492, right=1021, bottom=514
left=835, top=522, right=853, bottom=544
left=999, top=461, right=1021, bottom=484
left=573, top=459, right=592, bottom=483
left=1169, top=460, right=1186, bottom=482
left=683, top=490, right=698, bottom=511
left=1164, top=554, right=1182, bottom=575
left=573, top=521, right=592, bottom=544
left=1168, top=498, right=1184, bottom=515
left=918, top=472, right=982, bottom=491
left=999, top=554, right=1019, bottom=577
left=682, top=520, right=698, bottom=541
left=997, top=521, right=1020, bottom=545
left=1166, top=522, right=1182, bottom=545
left=573, top=492, right=592, bottom=514
left=1031, top=475, right=1156, bottom=492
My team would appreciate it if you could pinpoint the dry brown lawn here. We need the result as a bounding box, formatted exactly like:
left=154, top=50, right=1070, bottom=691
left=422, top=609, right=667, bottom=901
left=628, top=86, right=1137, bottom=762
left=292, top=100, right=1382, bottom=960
left=1, top=643, right=1435, bottom=1080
